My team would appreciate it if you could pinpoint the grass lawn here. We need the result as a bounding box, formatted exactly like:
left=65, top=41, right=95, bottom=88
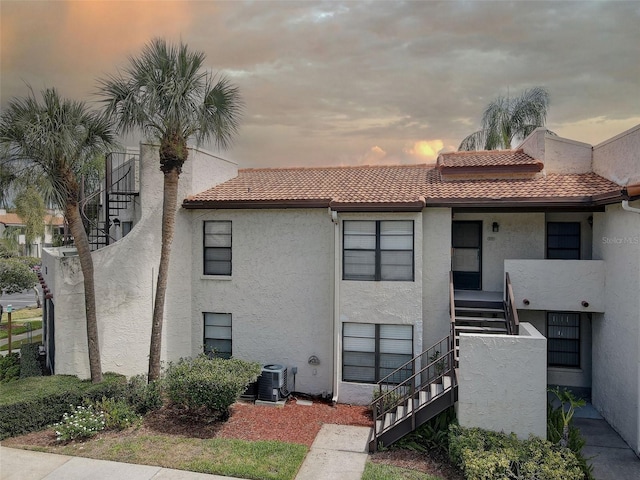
left=363, top=462, right=446, bottom=479
left=0, top=334, right=42, bottom=351
left=32, top=435, right=307, bottom=480
left=0, top=307, right=42, bottom=323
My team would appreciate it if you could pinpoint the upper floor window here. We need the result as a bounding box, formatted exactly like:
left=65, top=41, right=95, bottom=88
left=204, top=312, right=232, bottom=359
left=204, top=221, right=232, bottom=275
left=343, top=220, right=414, bottom=281
left=547, top=222, right=580, bottom=259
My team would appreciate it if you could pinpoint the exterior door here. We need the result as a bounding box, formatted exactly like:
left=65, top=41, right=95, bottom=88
left=452, top=221, right=482, bottom=290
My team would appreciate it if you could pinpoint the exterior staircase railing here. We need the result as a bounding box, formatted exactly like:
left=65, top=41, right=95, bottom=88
left=81, top=152, right=139, bottom=250
left=504, top=272, right=520, bottom=335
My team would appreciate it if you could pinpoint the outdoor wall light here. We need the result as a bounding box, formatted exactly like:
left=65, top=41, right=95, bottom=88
left=112, top=218, right=121, bottom=228
left=582, top=300, right=589, bottom=308
left=523, top=299, right=530, bottom=305
left=492, top=222, right=500, bottom=232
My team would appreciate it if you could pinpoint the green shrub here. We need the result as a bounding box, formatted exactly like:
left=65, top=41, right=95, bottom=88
left=125, top=374, right=163, bottom=414
left=19, top=343, right=42, bottom=378
left=548, top=388, right=594, bottom=480
left=0, top=373, right=126, bottom=439
left=449, top=425, right=584, bottom=480
left=165, top=355, right=261, bottom=418
left=0, top=352, right=20, bottom=383
left=395, top=406, right=456, bottom=453
left=95, top=396, right=141, bottom=430
left=54, top=404, right=106, bottom=441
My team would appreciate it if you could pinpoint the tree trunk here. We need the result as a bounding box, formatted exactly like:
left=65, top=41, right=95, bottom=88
left=148, top=168, right=180, bottom=381
left=65, top=202, right=103, bottom=383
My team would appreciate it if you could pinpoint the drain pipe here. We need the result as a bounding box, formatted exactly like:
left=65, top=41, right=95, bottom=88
left=330, top=208, right=340, bottom=405
left=621, top=200, right=640, bottom=214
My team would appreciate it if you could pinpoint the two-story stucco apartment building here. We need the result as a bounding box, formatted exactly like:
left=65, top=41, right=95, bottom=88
left=41, top=125, right=640, bottom=452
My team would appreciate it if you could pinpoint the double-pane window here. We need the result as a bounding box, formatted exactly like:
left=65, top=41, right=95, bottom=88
left=204, top=221, right=231, bottom=275
left=204, top=313, right=232, bottom=359
left=343, top=220, right=414, bottom=281
left=342, top=323, right=413, bottom=383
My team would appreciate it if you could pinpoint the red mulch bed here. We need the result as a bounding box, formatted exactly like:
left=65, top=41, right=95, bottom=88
left=2, top=396, right=462, bottom=479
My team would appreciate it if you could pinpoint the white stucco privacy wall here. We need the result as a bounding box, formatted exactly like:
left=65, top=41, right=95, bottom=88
left=457, top=323, right=547, bottom=440
left=592, top=201, right=640, bottom=454
left=190, top=208, right=334, bottom=398
left=42, top=144, right=238, bottom=378
left=519, top=128, right=592, bottom=174
left=593, top=124, right=640, bottom=186
left=505, top=259, right=605, bottom=312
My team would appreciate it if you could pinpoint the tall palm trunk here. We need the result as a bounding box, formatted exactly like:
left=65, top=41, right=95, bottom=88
left=65, top=198, right=102, bottom=383
left=148, top=167, right=180, bottom=381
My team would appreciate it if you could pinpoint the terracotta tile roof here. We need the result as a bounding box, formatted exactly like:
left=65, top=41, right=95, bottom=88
left=437, top=149, right=541, bottom=168
left=0, top=213, right=64, bottom=226
left=184, top=164, right=623, bottom=210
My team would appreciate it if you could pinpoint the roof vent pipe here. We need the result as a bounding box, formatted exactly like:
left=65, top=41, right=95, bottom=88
left=622, top=200, right=640, bottom=214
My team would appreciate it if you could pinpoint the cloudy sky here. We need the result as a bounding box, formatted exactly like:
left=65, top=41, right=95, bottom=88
left=2, top=0, right=639, bottom=168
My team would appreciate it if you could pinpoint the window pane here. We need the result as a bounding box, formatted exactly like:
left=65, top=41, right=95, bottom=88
left=344, top=336, right=375, bottom=352
left=343, top=351, right=375, bottom=367
left=205, top=339, right=232, bottom=359
left=205, top=260, right=231, bottom=276
left=205, top=249, right=231, bottom=261
left=204, top=312, right=232, bottom=359
left=205, top=221, right=231, bottom=235
left=380, top=338, right=413, bottom=355
left=380, top=235, right=413, bottom=250
left=380, top=251, right=413, bottom=280
left=379, top=324, right=413, bottom=340
left=204, top=313, right=232, bottom=326
left=344, top=221, right=376, bottom=235
left=344, top=234, right=376, bottom=249
left=343, top=365, right=375, bottom=383
left=205, top=325, right=232, bottom=339
left=204, top=234, right=231, bottom=248
left=344, top=250, right=376, bottom=279
left=380, top=221, right=412, bottom=235
left=344, top=323, right=375, bottom=337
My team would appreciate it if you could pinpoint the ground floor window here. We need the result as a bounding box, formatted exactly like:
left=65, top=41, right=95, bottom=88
left=204, top=313, right=232, bottom=359
left=342, top=323, right=413, bottom=383
left=547, top=312, right=580, bottom=368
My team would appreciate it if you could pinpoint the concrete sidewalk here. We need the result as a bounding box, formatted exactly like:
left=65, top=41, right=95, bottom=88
left=0, top=424, right=373, bottom=480
left=573, top=404, right=640, bottom=480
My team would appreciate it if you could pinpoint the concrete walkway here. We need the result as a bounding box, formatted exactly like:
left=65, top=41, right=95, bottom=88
left=0, top=425, right=372, bottom=480
left=573, top=404, right=640, bottom=480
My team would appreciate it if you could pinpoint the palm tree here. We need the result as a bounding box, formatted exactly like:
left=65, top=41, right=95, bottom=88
left=0, top=88, right=117, bottom=383
left=98, top=38, right=243, bottom=382
left=459, top=87, right=551, bottom=151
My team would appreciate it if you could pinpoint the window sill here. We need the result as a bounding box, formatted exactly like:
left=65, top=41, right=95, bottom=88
left=201, top=275, right=232, bottom=281
left=548, top=366, right=583, bottom=372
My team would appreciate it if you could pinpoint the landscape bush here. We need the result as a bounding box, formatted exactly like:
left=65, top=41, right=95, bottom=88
left=19, top=343, right=42, bottom=378
left=125, top=374, right=163, bottom=414
left=0, top=352, right=20, bottom=382
left=54, top=404, right=106, bottom=441
left=165, top=355, right=261, bottom=418
left=0, top=373, right=126, bottom=439
left=395, top=406, right=456, bottom=454
left=449, top=425, right=584, bottom=480
left=95, top=396, right=141, bottom=430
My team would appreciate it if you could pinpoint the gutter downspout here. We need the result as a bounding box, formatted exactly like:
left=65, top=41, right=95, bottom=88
left=330, top=208, right=340, bottom=405
left=621, top=200, right=640, bottom=215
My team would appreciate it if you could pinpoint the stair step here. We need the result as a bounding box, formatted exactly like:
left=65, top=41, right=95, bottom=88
left=442, top=376, right=452, bottom=391
left=455, top=316, right=506, bottom=323
left=383, top=412, right=396, bottom=430
left=396, top=405, right=406, bottom=419
left=430, top=382, right=444, bottom=398
left=455, top=306, right=505, bottom=314
left=455, top=325, right=508, bottom=333
left=419, top=390, right=429, bottom=406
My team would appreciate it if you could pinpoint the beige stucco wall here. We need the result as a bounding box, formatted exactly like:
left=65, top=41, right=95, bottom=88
left=454, top=212, right=545, bottom=292
left=42, top=144, right=238, bottom=378
left=190, top=208, right=334, bottom=397
left=519, top=128, right=593, bottom=174
left=422, top=208, right=452, bottom=345
left=592, top=201, right=640, bottom=454
left=593, top=124, right=640, bottom=186
left=457, top=323, right=547, bottom=439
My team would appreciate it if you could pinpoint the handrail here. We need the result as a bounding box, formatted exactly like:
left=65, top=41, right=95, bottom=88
left=504, top=272, right=520, bottom=335
left=371, top=334, right=456, bottom=451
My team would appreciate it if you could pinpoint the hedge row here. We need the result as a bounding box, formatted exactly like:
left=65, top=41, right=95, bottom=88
left=0, top=373, right=126, bottom=439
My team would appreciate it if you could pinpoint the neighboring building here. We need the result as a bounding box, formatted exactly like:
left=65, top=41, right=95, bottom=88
left=0, top=209, right=65, bottom=257
left=41, top=125, right=640, bottom=454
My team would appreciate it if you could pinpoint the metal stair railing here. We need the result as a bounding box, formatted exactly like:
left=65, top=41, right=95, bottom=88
left=504, top=272, right=520, bottom=335
left=370, top=329, right=456, bottom=452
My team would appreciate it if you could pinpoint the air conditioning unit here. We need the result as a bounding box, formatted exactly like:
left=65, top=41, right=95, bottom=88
left=258, top=364, right=288, bottom=402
